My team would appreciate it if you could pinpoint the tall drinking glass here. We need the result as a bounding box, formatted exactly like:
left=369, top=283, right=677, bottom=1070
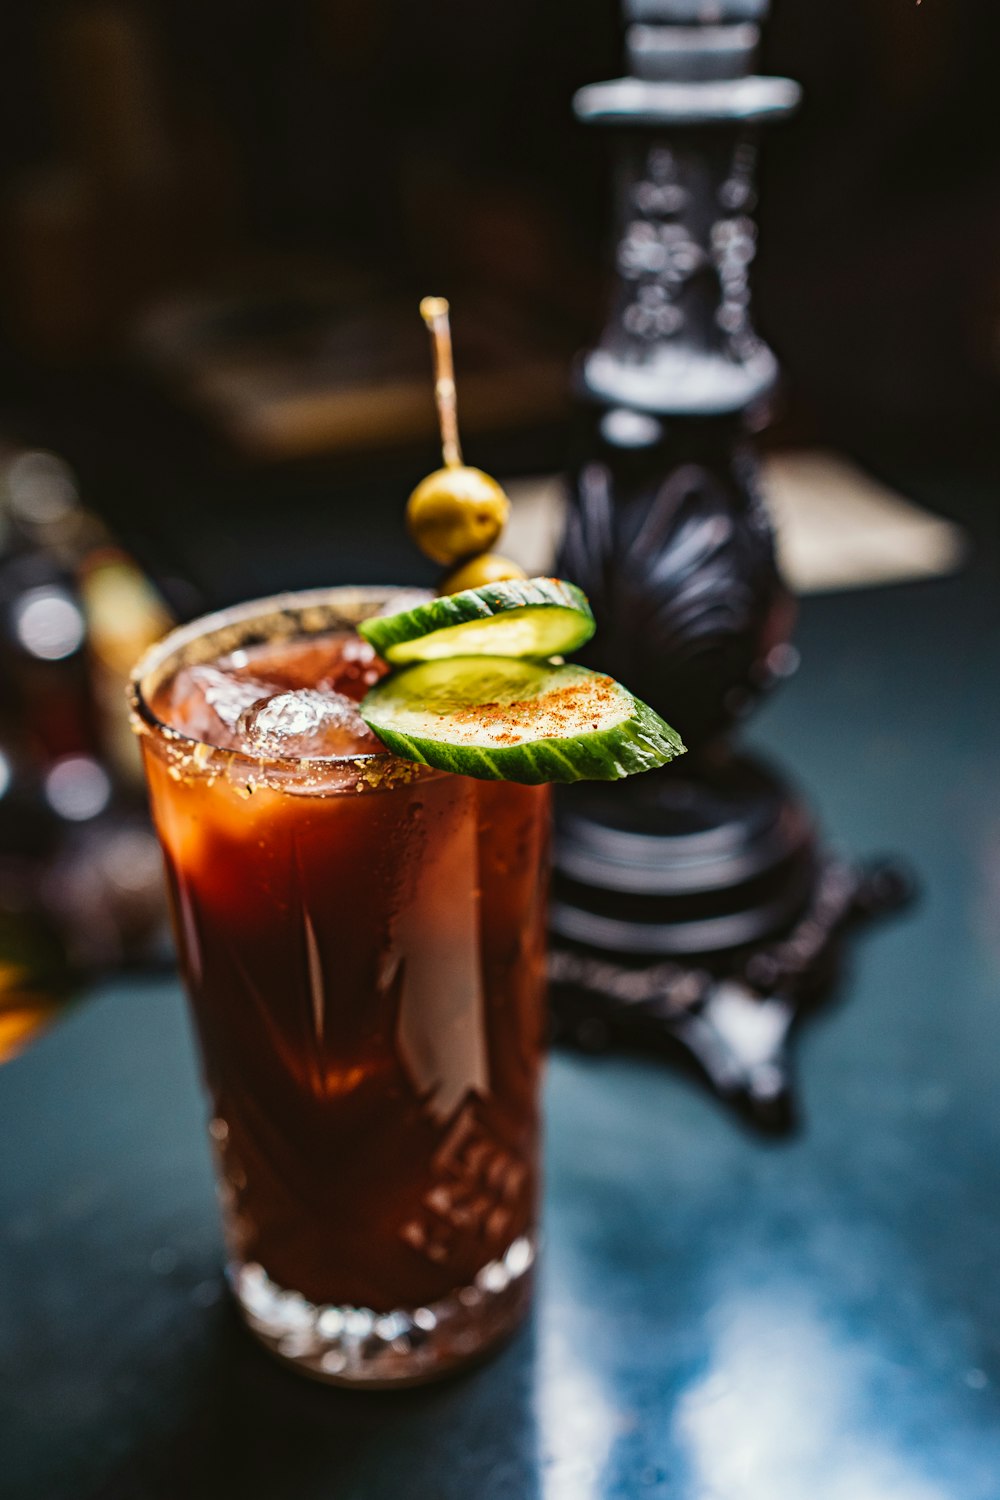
left=129, top=587, right=550, bottom=1386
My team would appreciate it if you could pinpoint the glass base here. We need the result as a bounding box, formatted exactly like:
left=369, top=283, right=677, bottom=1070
left=230, top=1234, right=536, bottom=1387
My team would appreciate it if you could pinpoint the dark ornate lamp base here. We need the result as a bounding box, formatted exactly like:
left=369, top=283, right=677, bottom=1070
left=548, top=4, right=911, bottom=1131
left=549, top=762, right=914, bottom=1132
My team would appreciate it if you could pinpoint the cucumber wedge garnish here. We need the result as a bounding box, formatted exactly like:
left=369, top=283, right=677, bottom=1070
left=358, top=577, right=595, bottom=665
left=360, top=656, right=685, bottom=785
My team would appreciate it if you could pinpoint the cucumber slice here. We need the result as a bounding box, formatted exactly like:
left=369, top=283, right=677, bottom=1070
left=358, top=577, right=595, bottom=665
left=360, top=656, right=685, bottom=785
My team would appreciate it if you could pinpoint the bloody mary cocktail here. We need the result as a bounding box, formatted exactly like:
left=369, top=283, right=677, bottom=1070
left=130, top=587, right=549, bottom=1386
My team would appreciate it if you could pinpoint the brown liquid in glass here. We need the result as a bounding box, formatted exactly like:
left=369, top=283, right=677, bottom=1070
left=146, top=631, right=549, bottom=1311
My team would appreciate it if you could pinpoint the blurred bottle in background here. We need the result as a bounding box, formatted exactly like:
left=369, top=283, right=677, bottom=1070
left=0, top=445, right=172, bottom=1059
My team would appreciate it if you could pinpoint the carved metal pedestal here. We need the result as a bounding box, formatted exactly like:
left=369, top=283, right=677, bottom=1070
left=550, top=2, right=911, bottom=1129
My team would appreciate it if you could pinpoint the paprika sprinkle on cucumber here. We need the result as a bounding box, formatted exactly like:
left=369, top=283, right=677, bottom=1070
left=360, top=656, right=685, bottom=785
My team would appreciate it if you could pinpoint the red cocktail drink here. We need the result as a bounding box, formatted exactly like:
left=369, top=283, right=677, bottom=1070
left=130, top=588, right=549, bottom=1385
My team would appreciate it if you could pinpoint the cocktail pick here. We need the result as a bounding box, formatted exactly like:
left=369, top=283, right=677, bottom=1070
left=407, top=298, right=525, bottom=592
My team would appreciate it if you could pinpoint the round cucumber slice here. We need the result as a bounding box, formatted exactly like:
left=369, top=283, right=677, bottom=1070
left=360, top=656, right=685, bottom=785
left=357, top=577, right=595, bottom=665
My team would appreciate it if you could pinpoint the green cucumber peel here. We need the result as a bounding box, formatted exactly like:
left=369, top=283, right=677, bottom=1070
left=358, top=576, right=595, bottom=665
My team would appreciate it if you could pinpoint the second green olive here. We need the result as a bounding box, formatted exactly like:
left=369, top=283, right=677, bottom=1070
left=440, top=553, right=527, bottom=594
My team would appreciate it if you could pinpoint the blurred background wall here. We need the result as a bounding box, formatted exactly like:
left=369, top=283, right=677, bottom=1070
left=0, top=0, right=995, bottom=602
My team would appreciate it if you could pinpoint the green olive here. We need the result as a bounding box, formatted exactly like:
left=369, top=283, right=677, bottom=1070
left=440, top=552, right=527, bottom=595
left=406, top=466, right=509, bottom=566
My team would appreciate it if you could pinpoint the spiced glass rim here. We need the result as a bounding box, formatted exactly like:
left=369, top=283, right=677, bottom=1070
left=128, top=583, right=438, bottom=782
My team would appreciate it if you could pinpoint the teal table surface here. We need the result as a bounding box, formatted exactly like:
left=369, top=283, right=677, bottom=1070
left=3, top=474, right=1000, bottom=1500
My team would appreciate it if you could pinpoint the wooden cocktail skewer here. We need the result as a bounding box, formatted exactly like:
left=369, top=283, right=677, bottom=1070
left=407, top=298, right=525, bottom=590
left=419, top=296, right=463, bottom=470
